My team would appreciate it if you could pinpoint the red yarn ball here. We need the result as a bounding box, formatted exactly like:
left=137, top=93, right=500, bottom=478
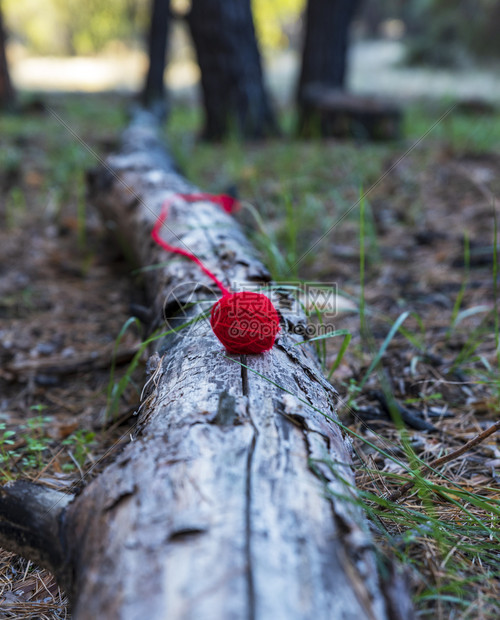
left=210, top=292, right=280, bottom=354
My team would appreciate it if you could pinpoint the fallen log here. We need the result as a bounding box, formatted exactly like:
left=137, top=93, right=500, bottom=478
left=0, top=110, right=413, bottom=619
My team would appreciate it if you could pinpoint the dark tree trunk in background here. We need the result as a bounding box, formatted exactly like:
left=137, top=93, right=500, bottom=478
left=359, top=0, right=382, bottom=38
left=142, top=0, right=170, bottom=114
left=296, top=0, right=401, bottom=141
left=0, top=3, right=14, bottom=108
left=187, top=0, right=278, bottom=140
left=297, top=0, right=360, bottom=104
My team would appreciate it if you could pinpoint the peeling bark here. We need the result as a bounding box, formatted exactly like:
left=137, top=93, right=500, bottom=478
left=0, top=110, right=413, bottom=620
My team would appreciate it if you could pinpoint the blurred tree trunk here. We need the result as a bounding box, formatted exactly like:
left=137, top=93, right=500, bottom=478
left=358, top=0, right=382, bottom=38
left=187, top=0, right=278, bottom=140
left=142, top=0, right=170, bottom=114
left=0, top=2, right=14, bottom=108
left=296, top=0, right=360, bottom=104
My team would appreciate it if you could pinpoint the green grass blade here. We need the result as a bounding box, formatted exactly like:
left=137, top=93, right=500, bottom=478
left=292, top=328, right=352, bottom=377
left=359, top=189, right=367, bottom=339
left=107, top=313, right=208, bottom=420
left=107, top=316, right=143, bottom=412
left=453, top=304, right=491, bottom=327
left=447, top=231, right=470, bottom=337
left=358, top=310, right=410, bottom=390
left=327, top=333, right=352, bottom=379
left=293, top=328, right=351, bottom=346
left=493, top=206, right=499, bottom=371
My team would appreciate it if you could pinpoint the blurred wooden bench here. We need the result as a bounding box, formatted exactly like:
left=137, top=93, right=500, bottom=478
left=298, top=86, right=403, bottom=141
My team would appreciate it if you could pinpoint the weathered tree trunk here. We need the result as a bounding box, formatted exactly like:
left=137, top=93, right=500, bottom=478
left=0, top=111, right=413, bottom=620
left=141, top=0, right=170, bottom=114
left=0, top=2, right=14, bottom=108
left=187, top=0, right=278, bottom=140
left=297, top=0, right=360, bottom=133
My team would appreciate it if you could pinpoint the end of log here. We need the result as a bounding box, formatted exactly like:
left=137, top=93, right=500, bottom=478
left=121, top=106, right=176, bottom=171
left=0, top=480, right=73, bottom=586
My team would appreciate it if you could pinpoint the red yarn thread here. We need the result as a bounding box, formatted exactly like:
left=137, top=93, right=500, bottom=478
left=151, top=193, right=280, bottom=354
left=152, top=193, right=232, bottom=297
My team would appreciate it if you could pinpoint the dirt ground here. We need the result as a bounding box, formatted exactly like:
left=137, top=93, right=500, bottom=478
left=0, top=97, right=143, bottom=618
left=318, top=147, right=500, bottom=619
left=1, top=96, right=499, bottom=618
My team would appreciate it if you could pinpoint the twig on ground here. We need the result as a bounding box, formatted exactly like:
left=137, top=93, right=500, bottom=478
left=387, top=420, right=500, bottom=503
left=3, top=346, right=140, bottom=379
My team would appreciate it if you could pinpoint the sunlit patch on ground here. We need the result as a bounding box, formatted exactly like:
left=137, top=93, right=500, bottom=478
left=8, top=47, right=201, bottom=94
left=7, top=41, right=500, bottom=102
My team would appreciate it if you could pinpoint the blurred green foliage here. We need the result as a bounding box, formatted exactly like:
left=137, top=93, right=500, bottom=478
left=3, top=0, right=305, bottom=56
left=252, top=0, right=304, bottom=50
left=4, top=0, right=500, bottom=65
left=405, top=0, right=500, bottom=66
left=4, top=0, right=150, bottom=55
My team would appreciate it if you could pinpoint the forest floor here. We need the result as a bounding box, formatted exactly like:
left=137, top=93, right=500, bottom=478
left=1, top=92, right=499, bottom=618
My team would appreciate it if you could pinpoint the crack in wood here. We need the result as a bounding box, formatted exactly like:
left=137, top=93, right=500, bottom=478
left=168, top=526, right=208, bottom=542
left=245, top=431, right=257, bottom=620
left=211, top=391, right=239, bottom=427
left=241, top=354, right=256, bottom=620
left=104, top=490, right=135, bottom=513
left=240, top=355, right=249, bottom=398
